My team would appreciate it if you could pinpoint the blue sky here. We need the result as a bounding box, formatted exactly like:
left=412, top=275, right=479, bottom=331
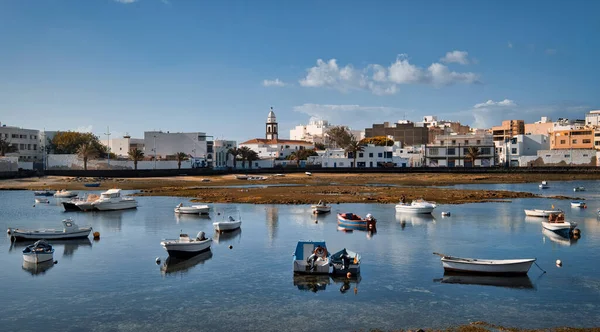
left=0, top=0, right=598, bottom=142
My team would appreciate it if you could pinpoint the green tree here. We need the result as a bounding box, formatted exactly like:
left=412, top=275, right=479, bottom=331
left=287, top=149, right=318, bottom=162
left=227, top=147, right=240, bottom=169
left=314, top=142, right=326, bottom=150
left=175, top=152, right=188, bottom=170
left=77, top=142, right=97, bottom=170
left=238, top=146, right=252, bottom=168
left=359, top=136, right=394, bottom=147
left=466, top=146, right=481, bottom=167
left=345, top=135, right=364, bottom=168
left=128, top=148, right=144, bottom=170
left=51, top=131, right=110, bottom=157
left=0, top=136, right=18, bottom=156
left=246, top=149, right=259, bottom=169
left=326, top=126, right=352, bottom=149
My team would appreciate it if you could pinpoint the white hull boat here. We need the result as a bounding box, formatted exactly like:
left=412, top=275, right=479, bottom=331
left=35, top=198, right=49, bottom=204
left=34, top=190, right=54, bottom=196
left=91, top=189, right=137, bottom=211
left=539, top=181, right=549, bottom=189
left=174, top=203, right=210, bottom=215
left=22, top=240, right=54, bottom=264
left=573, top=186, right=585, bottom=192
left=62, top=194, right=100, bottom=212
left=213, top=216, right=242, bottom=232
left=570, top=201, right=587, bottom=208
left=524, top=209, right=563, bottom=217
left=395, top=199, right=437, bottom=214
left=161, top=232, right=212, bottom=257
left=293, top=241, right=330, bottom=274
left=54, top=190, right=78, bottom=198
left=435, top=253, right=535, bottom=275
left=542, top=228, right=577, bottom=246
left=311, top=201, right=331, bottom=214
left=9, top=219, right=92, bottom=241
left=542, top=220, right=577, bottom=237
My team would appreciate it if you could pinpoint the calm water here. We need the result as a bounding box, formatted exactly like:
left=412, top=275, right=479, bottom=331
left=1, top=182, right=600, bottom=332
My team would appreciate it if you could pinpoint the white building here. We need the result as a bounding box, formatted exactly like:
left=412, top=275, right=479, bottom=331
left=143, top=131, right=212, bottom=163
left=0, top=123, right=41, bottom=162
left=213, top=140, right=237, bottom=169
left=307, top=144, right=410, bottom=168
left=239, top=108, right=314, bottom=159
left=425, top=133, right=495, bottom=167
left=495, top=134, right=549, bottom=166
left=289, top=119, right=331, bottom=144
left=585, top=110, right=600, bottom=127
left=101, top=135, right=145, bottom=157
left=518, top=149, right=597, bottom=167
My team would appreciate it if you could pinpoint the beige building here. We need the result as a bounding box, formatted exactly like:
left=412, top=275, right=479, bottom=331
left=525, top=117, right=553, bottom=135
left=491, top=120, right=525, bottom=143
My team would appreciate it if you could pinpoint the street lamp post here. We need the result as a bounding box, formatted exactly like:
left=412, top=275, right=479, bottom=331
left=105, top=126, right=111, bottom=167
left=153, top=135, right=157, bottom=170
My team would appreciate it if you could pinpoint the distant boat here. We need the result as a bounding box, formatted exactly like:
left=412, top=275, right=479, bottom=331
left=9, top=219, right=92, bottom=241
left=542, top=213, right=577, bottom=237
left=174, top=203, right=210, bottom=215
left=570, top=201, right=587, bottom=208
left=434, top=253, right=535, bottom=276
left=573, top=186, right=585, bottom=192
left=305, top=172, right=312, bottom=176
left=34, top=190, right=54, bottom=196
left=539, top=181, right=549, bottom=189
left=293, top=241, right=330, bottom=275
left=160, top=232, right=212, bottom=257
left=524, top=209, right=563, bottom=217
left=84, top=182, right=101, bottom=187
left=54, top=190, right=78, bottom=198
left=234, top=175, right=249, bottom=180
left=213, top=216, right=242, bottom=233
left=34, top=198, right=49, bottom=204
left=91, top=188, right=137, bottom=211
left=311, top=200, right=331, bottom=214
left=395, top=199, right=437, bottom=214
left=337, top=213, right=377, bottom=230
left=247, top=176, right=267, bottom=181
left=22, top=240, right=54, bottom=264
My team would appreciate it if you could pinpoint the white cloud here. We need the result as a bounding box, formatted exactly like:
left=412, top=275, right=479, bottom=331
left=114, top=0, right=137, bottom=3
left=293, top=103, right=411, bottom=129
left=473, top=99, right=516, bottom=109
left=262, top=79, right=286, bottom=87
left=73, top=125, right=93, bottom=133
left=440, top=50, right=470, bottom=65
left=299, top=53, right=480, bottom=95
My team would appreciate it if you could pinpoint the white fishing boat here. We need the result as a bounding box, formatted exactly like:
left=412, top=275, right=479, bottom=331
left=160, top=232, right=212, bottom=257
left=395, top=199, right=437, bottom=214
left=34, top=190, right=54, bottom=196
left=539, top=181, right=549, bottom=189
left=330, top=248, right=360, bottom=276
left=573, top=186, right=585, bottom=192
left=54, top=189, right=78, bottom=198
left=234, top=175, right=249, bottom=180
left=570, top=201, right=587, bottom=208
left=22, top=240, right=55, bottom=264
left=174, top=203, right=210, bottom=215
left=91, top=188, right=137, bottom=211
left=305, top=172, right=312, bottom=176
left=434, top=253, right=535, bottom=275
left=311, top=200, right=331, bottom=214
left=524, top=209, right=563, bottom=217
left=34, top=198, right=49, bottom=204
left=213, top=216, right=242, bottom=232
left=9, top=219, right=92, bottom=241
left=542, top=213, right=577, bottom=237
left=62, top=194, right=100, bottom=212
left=293, top=241, right=330, bottom=274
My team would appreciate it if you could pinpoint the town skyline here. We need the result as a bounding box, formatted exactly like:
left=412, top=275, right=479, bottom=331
left=1, top=0, right=599, bottom=142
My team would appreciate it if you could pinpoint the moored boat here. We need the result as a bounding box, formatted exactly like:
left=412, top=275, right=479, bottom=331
left=9, top=219, right=93, bottom=241
left=91, top=188, right=137, bottom=211
left=524, top=209, right=563, bottom=217
left=160, top=231, right=212, bottom=257
left=213, top=216, right=241, bottom=233
left=542, top=213, right=577, bottom=237
left=22, top=240, right=54, bottom=264
left=573, top=186, right=585, bottom=192
left=311, top=200, right=331, bottom=214
left=174, top=203, right=209, bottom=215
left=539, top=181, right=549, bottom=189
left=337, top=213, right=377, bottom=229
left=330, top=248, right=360, bottom=276
left=234, top=175, right=249, bottom=180
left=84, top=182, right=101, bottom=187
left=542, top=228, right=578, bottom=246
left=54, top=189, right=78, bottom=198
left=34, top=198, right=49, bottom=204
left=434, top=253, right=535, bottom=275
left=34, top=190, right=54, bottom=196
left=570, top=201, right=587, bottom=208
left=293, top=241, right=330, bottom=274
left=62, top=194, right=100, bottom=212
left=395, top=199, right=437, bottom=214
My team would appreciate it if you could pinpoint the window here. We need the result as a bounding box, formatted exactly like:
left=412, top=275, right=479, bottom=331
left=369, top=153, right=373, bottom=158
left=378, top=153, right=382, bottom=158
left=12, top=134, right=18, bottom=138
left=464, top=140, right=469, bottom=145
left=546, top=155, right=551, bottom=157
left=583, top=154, right=589, bottom=157
left=451, top=140, right=456, bottom=145
left=385, top=151, right=392, bottom=158
left=511, top=148, right=517, bottom=154
left=19, top=144, right=25, bottom=150
left=583, top=139, right=591, bottom=144
left=447, top=148, right=456, bottom=155
left=596, top=141, right=600, bottom=146
left=358, top=153, right=363, bottom=158
left=560, top=140, right=566, bottom=144
left=440, top=140, right=444, bottom=145
left=476, top=140, right=481, bottom=144
left=565, top=154, right=570, bottom=158
left=27, top=144, right=31, bottom=150
left=572, top=140, right=578, bottom=144
left=480, top=147, right=491, bottom=155
left=429, top=148, right=439, bottom=156
left=33, top=144, right=37, bottom=150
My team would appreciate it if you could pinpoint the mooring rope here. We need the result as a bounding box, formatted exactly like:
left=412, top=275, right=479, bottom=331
left=534, top=260, right=546, bottom=274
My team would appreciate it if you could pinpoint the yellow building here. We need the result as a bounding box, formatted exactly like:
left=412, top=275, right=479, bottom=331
left=491, top=120, right=524, bottom=142
left=550, top=129, right=594, bottom=149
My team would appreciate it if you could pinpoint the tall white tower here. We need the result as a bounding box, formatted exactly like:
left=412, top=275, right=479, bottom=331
left=266, top=107, right=278, bottom=140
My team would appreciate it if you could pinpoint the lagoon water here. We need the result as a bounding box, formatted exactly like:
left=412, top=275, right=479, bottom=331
left=1, top=181, right=600, bottom=331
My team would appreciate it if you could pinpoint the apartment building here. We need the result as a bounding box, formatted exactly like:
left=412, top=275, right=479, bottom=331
left=0, top=123, right=41, bottom=161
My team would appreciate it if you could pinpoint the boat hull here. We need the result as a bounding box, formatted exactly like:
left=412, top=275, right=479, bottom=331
left=312, top=206, right=331, bottom=214
left=161, top=239, right=212, bottom=258
left=23, top=251, right=54, bottom=264
left=11, top=229, right=92, bottom=241
left=395, top=205, right=435, bottom=214
left=213, top=221, right=242, bottom=232
left=35, top=198, right=49, bottom=204
left=441, top=257, right=535, bottom=275
left=174, top=207, right=202, bottom=214
left=34, top=191, right=54, bottom=196
left=524, top=209, right=562, bottom=217
left=542, top=221, right=576, bottom=237
left=84, top=183, right=101, bottom=187
left=337, top=215, right=376, bottom=229
left=93, top=200, right=137, bottom=211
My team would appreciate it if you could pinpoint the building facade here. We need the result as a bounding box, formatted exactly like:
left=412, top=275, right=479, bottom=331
left=425, top=134, right=495, bottom=167
left=550, top=128, right=594, bottom=150
left=0, top=123, right=41, bottom=161
left=213, top=140, right=237, bottom=169
left=525, top=117, right=553, bottom=135
left=491, top=120, right=525, bottom=143
left=307, top=144, right=410, bottom=168
left=585, top=110, right=600, bottom=127
left=143, top=131, right=211, bottom=164
left=495, top=134, right=550, bottom=166
left=289, top=119, right=331, bottom=144
left=101, top=136, right=145, bottom=157
left=364, top=121, right=429, bottom=146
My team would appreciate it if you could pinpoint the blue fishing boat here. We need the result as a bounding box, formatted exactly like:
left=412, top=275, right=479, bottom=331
left=84, top=182, right=101, bottom=188
left=330, top=248, right=361, bottom=276
left=337, top=213, right=376, bottom=230
left=293, top=241, right=330, bottom=274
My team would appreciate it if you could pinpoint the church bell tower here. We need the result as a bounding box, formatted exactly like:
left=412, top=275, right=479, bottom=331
left=266, top=107, right=278, bottom=140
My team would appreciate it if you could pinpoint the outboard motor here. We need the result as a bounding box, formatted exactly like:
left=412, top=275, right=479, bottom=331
left=229, top=216, right=235, bottom=222
left=196, top=231, right=206, bottom=241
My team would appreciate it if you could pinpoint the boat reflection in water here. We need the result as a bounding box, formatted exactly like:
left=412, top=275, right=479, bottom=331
left=10, top=238, right=92, bottom=257
left=435, top=272, right=535, bottom=290
left=213, top=228, right=241, bottom=244
left=22, top=259, right=55, bottom=276
left=331, top=275, right=362, bottom=294
left=395, top=213, right=436, bottom=228
left=337, top=225, right=377, bottom=239
left=292, top=274, right=331, bottom=293
left=175, top=213, right=211, bottom=224
left=161, top=250, right=213, bottom=276
left=542, top=228, right=578, bottom=246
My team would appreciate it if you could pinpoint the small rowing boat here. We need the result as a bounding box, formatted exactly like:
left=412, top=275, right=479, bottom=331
left=433, top=252, right=535, bottom=275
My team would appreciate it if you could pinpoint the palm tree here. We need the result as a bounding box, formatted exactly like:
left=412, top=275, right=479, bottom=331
left=0, top=137, right=17, bottom=156
left=344, top=135, right=364, bottom=168
left=77, top=142, right=97, bottom=170
left=128, top=148, right=144, bottom=170
left=227, top=147, right=240, bottom=169
left=175, top=152, right=188, bottom=170
left=246, top=150, right=259, bottom=169
left=466, top=146, right=481, bottom=167
left=238, top=146, right=252, bottom=168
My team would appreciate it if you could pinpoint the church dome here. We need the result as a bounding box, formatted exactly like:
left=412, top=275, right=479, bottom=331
left=267, top=107, right=277, bottom=123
